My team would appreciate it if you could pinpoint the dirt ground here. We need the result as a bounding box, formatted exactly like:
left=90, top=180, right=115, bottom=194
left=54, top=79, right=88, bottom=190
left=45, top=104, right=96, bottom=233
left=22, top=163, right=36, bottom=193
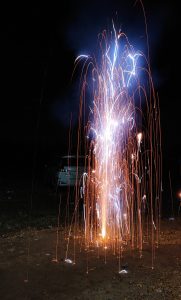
left=0, top=218, right=180, bottom=300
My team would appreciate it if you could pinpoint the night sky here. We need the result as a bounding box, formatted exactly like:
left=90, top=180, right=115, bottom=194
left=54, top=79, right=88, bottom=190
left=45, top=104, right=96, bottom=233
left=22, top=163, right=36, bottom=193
left=1, top=1, right=180, bottom=199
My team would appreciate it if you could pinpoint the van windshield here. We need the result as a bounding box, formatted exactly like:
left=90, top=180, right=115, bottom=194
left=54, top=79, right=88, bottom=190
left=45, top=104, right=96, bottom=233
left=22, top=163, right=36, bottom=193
left=62, top=156, right=85, bottom=167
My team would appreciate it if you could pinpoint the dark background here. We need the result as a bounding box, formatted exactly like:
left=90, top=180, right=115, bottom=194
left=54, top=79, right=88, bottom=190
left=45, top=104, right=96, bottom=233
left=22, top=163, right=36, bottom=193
left=0, top=0, right=180, bottom=214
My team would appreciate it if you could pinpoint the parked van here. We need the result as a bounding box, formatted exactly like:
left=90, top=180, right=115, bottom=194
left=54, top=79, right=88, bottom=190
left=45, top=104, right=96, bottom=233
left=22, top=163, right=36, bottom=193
left=56, top=155, right=86, bottom=187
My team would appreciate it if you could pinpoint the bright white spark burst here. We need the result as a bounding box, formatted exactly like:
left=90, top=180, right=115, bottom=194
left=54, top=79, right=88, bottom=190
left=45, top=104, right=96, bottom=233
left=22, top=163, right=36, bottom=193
left=75, top=24, right=161, bottom=254
left=78, top=26, right=141, bottom=241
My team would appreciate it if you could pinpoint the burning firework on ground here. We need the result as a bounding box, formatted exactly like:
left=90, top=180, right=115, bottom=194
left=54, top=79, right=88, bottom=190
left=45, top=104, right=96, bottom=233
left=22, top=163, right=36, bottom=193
left=65, top=23, right=162, bottom=269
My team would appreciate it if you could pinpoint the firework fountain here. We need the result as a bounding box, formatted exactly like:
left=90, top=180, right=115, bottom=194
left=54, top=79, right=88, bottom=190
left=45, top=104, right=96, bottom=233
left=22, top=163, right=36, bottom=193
left=65, top=24, right=162, bottom=269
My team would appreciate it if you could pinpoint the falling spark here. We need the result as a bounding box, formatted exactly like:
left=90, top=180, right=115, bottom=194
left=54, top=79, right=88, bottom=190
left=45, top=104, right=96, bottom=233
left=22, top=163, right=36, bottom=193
left=137, top=132, right=143, bottom=147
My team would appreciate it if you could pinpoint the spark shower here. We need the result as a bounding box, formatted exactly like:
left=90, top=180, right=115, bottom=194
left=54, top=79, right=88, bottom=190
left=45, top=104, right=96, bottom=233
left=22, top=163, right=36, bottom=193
left=65, top=23, right=162, bottom=268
